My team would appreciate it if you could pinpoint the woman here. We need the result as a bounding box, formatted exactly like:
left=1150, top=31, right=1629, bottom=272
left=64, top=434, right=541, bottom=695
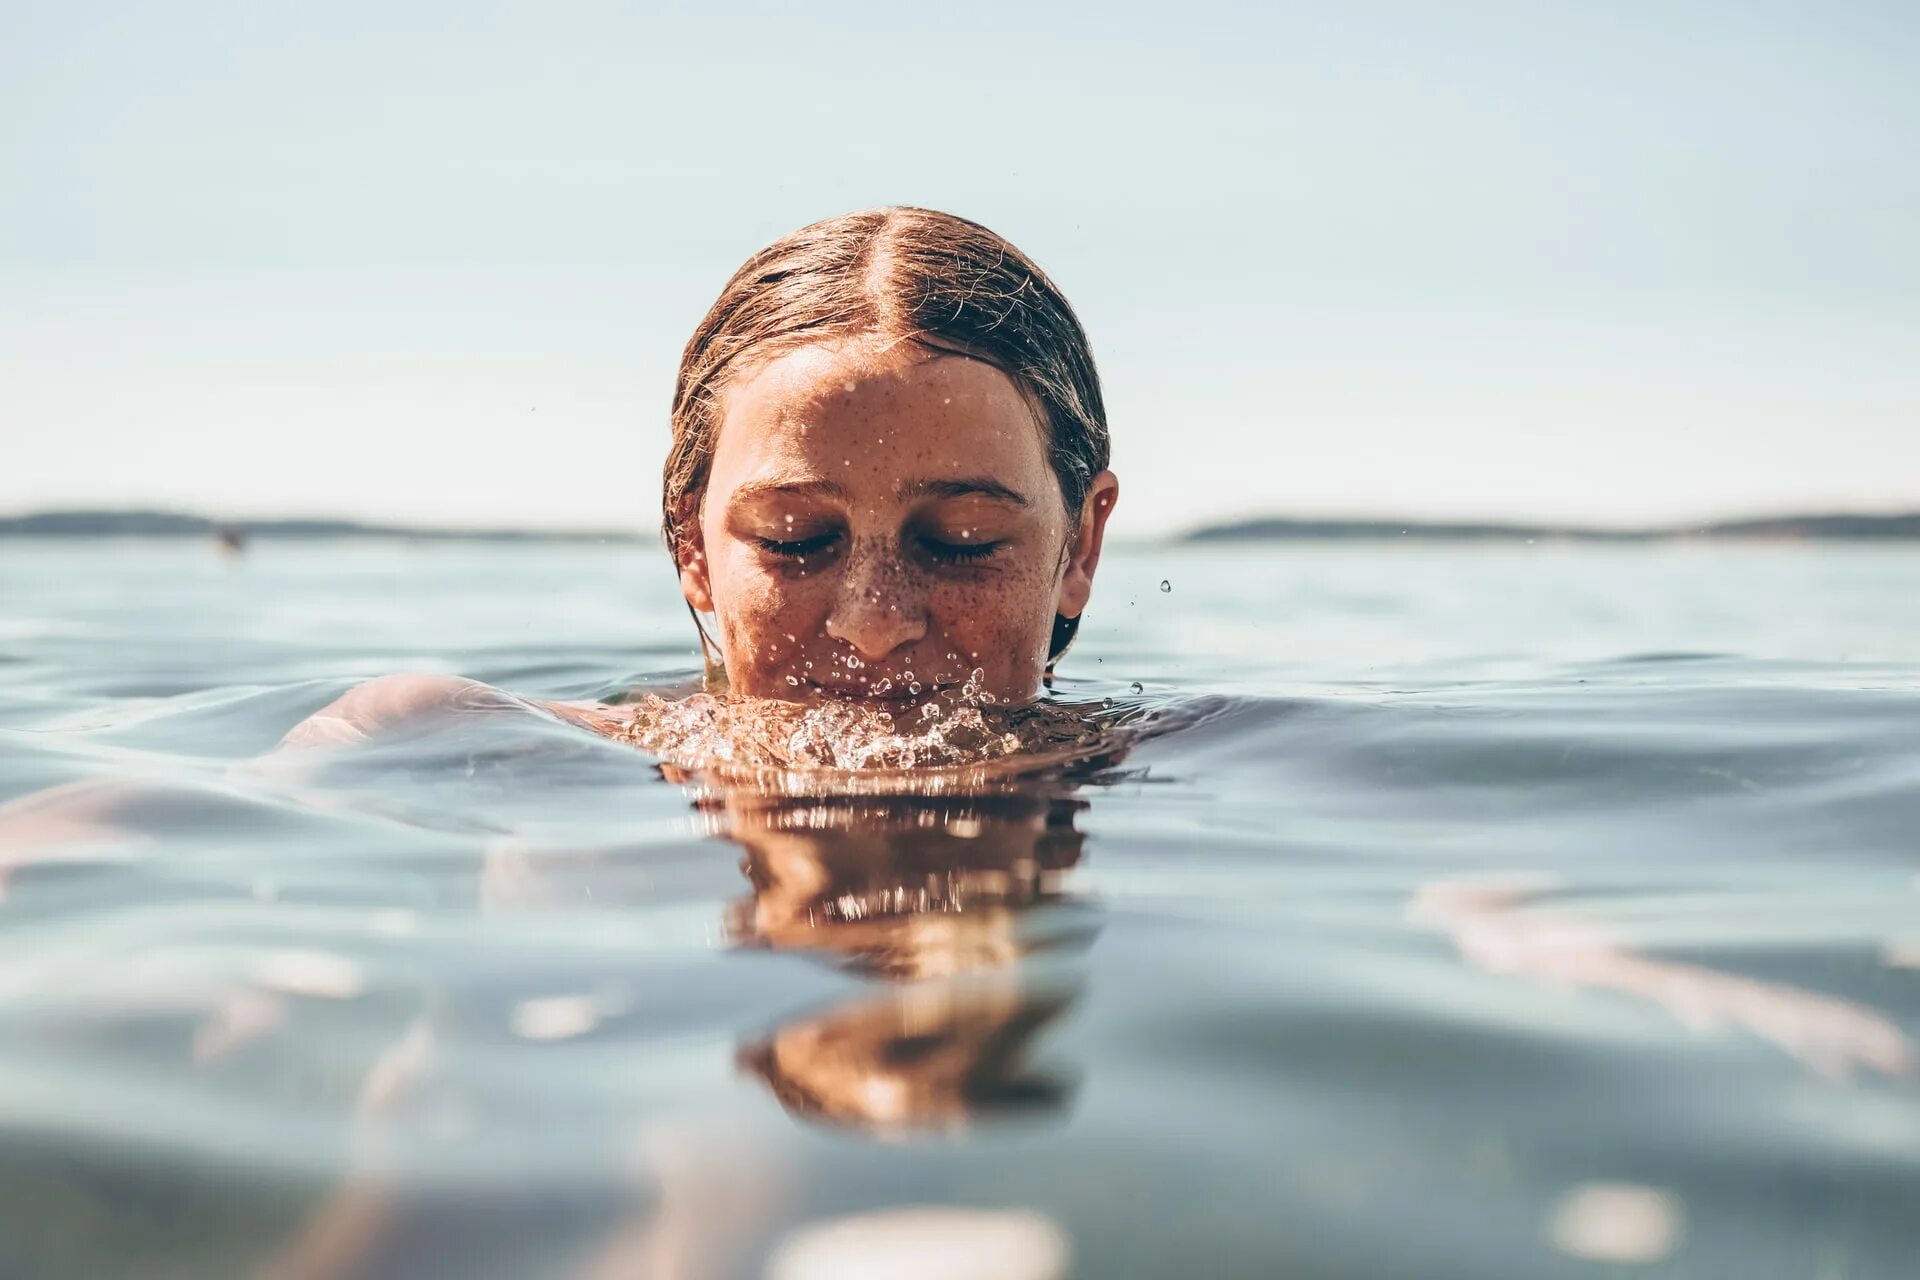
left=279, top=206, right=1121, bottom=758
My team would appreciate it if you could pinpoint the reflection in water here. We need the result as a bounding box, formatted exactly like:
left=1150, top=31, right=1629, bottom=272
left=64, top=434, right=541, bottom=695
left=1411, top=875, right=1918, bottom=1081
left=765, top=1206, right=1071, bottom=1280
left=738, top=980, right=1078, bottom=1136
left=719, top=792, right=1092, bottom=977
left=709, top=788, right=1100, bottom=1135
left=0, top=692, right=1130, bottom=1277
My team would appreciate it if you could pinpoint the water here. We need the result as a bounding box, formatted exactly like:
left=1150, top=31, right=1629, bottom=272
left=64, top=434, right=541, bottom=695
left=3, top=538, right=1919, bottom=1279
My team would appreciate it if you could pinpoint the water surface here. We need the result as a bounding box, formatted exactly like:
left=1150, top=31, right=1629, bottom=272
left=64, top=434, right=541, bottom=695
left=3, top=539, right=1918, bottom=1279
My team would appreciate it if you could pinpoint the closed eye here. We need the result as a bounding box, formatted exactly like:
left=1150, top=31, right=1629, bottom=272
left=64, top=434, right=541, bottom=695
left=753, top=531, right=841, bottom=559
left=919, top=536, right=1003, bottom=564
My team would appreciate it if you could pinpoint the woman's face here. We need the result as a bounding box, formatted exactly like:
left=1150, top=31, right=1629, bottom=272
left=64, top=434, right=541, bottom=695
left=680, top=340, right=1116, bottom=704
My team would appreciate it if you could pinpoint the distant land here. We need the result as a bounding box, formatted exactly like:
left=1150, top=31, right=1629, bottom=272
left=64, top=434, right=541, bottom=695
left=2, top=508, right=1919, bottom=544
left=1182, top=513, right=1920, bottom=542
left=0, top=510, right=644, bottom=542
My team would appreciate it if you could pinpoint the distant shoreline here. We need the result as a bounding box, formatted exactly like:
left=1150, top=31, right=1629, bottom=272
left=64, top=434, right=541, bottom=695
left=1181, top=514, right=1920, bottom=542
left=2, top=508, right=1918, bottom=544
left=0, top=511, right=644, bottom=543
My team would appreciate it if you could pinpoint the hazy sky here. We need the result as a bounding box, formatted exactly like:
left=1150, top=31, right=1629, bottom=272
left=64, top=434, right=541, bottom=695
left=4, top=0, right=1915, bottom=536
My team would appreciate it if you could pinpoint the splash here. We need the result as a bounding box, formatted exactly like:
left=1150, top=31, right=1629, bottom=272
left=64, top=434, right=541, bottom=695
left=613, top=668, right=1111, bottom=775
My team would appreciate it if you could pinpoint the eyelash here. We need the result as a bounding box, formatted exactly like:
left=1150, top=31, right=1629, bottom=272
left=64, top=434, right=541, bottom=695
left=919, top=537, right=1002, bottom=564
left=750, top=532, right=1003, bottom=565
left=753, top=532, right=840, bottom=559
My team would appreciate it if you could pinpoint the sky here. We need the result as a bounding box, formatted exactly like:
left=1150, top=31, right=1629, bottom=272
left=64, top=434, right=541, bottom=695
left=3, top=0, right=1916, bottom=537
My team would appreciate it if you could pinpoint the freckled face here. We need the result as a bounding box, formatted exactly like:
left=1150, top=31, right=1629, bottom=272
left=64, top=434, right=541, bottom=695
left=684, top=342, right=1076, bottom=704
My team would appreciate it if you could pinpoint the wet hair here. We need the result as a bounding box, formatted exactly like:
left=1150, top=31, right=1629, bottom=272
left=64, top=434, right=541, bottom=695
left=663, top=206, right=1111, bottom=665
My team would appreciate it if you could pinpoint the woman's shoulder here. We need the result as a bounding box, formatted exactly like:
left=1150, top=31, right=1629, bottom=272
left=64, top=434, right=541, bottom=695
left=277, top=673, right=561, bottom=750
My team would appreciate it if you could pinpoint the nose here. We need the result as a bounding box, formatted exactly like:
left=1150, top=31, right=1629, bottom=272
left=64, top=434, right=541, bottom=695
left=824, top=558, right=927, bottom=662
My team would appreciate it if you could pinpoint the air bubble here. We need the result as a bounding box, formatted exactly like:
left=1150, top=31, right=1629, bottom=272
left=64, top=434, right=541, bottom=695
left=1129, top=681, right=1144, bottom=694
left=1160, top=579, right=1171, bottom=592
left=785, top=675, right=800, bottom=686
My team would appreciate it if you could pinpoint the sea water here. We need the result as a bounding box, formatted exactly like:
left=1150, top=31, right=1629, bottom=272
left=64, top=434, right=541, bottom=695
left=2, top=538, right=1918, bottom=1279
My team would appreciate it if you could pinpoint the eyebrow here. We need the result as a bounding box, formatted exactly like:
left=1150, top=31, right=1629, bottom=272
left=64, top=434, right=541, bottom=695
left=728, top=476, right=850, bottom=505
left=899, top=476, right=1031, bottom=507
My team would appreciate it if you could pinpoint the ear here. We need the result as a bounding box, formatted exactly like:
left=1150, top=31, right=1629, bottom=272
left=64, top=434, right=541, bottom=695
left=677, top=521, right=715, bottom=613
left=1055, top=470, right=1119, bottom=620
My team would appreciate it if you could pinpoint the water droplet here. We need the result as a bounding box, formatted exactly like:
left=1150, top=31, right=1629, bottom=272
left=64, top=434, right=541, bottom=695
left=1129, top=681, right=1144, bottom=695
left=1159, top=579, right=1172, bottom=593
left=1101, top=697, right=1115, bottom=709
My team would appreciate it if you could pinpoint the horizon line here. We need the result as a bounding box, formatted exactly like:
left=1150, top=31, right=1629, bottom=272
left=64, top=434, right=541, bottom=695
left=5, top=505, right=1920, bottom=544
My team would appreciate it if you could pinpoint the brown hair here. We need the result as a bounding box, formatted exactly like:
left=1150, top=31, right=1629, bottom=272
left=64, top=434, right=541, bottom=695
left=663, top=206, right=1110, bottom=665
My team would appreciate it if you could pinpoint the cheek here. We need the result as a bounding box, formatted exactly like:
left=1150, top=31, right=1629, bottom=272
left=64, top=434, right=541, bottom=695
left=711, top=556, right=828, bottom=668
left=928, top=559, right=1061, bottom=672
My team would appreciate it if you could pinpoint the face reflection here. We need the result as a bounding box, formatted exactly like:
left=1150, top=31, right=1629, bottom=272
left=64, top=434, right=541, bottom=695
left=721, top=791, right=1093, bottom=1133
left=680, top=340, right=1116, bottom=704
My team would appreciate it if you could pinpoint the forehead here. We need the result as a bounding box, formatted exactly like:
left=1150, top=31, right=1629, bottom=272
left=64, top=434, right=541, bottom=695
left=709, top=342, right=1051, bottom=492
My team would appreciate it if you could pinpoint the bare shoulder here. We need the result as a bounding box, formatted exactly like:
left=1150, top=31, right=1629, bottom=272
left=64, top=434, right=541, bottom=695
left=276, top=674, right=633, bottom=751
left=276, top=673, right=520, bottom=750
